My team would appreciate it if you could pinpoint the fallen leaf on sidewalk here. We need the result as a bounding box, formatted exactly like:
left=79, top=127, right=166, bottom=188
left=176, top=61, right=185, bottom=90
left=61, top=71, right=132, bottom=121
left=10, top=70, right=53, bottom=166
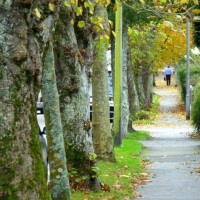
left=139, top=173, right=149, bottom=177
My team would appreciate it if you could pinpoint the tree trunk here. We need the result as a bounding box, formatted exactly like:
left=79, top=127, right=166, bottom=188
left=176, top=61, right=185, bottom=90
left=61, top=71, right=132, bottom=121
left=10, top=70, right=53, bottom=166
left=127, top=48, right=140, bottom=132
left=143, top=69, right=153, bottom=108
left=0, top=2, right=49, bottom=199
left=137, top=67, right=153, bottom=110
left=137, top=73, right=146, bottom=110
left=42, top=42, right=71, bottom=199
left=114, top=1, right=122, bottom=146
left=54, top=5, right=101, bottom=190
left=127, top=48, right=140, bottom=115
left=92, top=4, right=115, bottom=161
left=121, top=24, right=129, bottom=138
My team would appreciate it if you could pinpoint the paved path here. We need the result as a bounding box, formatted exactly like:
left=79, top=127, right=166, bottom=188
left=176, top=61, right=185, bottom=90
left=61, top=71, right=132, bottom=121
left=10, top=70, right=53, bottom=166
left=135, top=75, right=200, bottom=200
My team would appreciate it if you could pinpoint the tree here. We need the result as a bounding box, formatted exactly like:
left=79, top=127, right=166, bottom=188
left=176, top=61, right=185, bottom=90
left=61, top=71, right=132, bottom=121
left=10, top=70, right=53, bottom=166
left=152, top=17, right=187, bottom=70
left=121, top=23, right=130, bottom=138
left=113, top=0, right=123, bottom=146
left=42, top=42, right=71, bottom=199
left=0, top=1, right=50, bottom=199
left=92, top=4, right=115, bottom=161
left=126, top=46, right=140, bottom=118
left=0, top=1, right=73, bottom=199
left=54, top=3, right=101, bottom=190
left=128, top=25, right=154, bottom=112
left=108, top=1, right=155, bottom=136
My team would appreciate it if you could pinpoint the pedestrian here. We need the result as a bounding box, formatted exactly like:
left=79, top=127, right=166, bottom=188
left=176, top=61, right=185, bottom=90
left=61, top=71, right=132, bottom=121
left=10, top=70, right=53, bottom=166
left=164, top=65, right=173, bottom=86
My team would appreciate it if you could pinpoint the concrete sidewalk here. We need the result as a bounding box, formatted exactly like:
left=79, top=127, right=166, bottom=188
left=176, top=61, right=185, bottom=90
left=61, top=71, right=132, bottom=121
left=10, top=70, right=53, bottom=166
left=134, top=77, right=200, bottom=200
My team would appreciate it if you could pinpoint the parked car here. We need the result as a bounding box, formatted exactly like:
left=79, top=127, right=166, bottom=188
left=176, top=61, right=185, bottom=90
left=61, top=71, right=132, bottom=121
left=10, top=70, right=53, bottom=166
left=89, top=65, right=114, bottom=123
left=37, top=91, right=43, bottom=114
left=37, top=114, right=49, bottom=181
left=90, top=98, right=114, bottom=123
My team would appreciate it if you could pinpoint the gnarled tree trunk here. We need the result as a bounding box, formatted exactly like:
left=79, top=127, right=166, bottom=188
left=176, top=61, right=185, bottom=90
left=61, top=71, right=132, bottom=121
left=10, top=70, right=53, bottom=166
left=54, top=5, right=101, bottom=190
left=0, top=1, right=49, bottom=199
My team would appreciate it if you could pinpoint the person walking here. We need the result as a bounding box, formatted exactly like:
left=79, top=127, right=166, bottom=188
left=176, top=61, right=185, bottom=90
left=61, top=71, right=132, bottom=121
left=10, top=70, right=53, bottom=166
left=164, top=65, right=173, bottom=86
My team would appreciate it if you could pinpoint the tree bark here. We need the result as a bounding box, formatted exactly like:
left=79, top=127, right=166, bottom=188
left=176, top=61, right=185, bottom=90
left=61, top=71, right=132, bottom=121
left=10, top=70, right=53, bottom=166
left=127, top=48, right=140, bottom=115
left=92, top=4, right=115, bottom=161
left=127, top=47, right=140, bottom=132
left=0, top=1, right=49, bottom=199
left=114, top=1, right=122, bottom=146
left=42, top=42, right=71, bottom=199
left=54, top=4, right=101, bottom=190
left=137, top=67, right=153, bottom=110
left=121, top=24, right=129, bottom=138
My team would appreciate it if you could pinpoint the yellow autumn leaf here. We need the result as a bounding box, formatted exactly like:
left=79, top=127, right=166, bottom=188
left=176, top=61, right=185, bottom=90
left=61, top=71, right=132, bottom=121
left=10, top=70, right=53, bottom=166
left=180, top=0, right=189, bottom=3
left=119, top=175, right=130, bottom=178
left=113, top=4, right=117, bottom=12
left=139, top=0, right=145, bottom=4
left=70, top=19, right=74, bottom=25
left=108, top=20, right=113, bottom=27
left=89, top=10, right=94, bottom=15
left=193, top=0, right=199, bottom=4
left=162, top=21, right=174, bottom=28
left=78, top=21, right=85, bottom=28
left=71, top=0, right=78, bottom=6
left=49, top=3, right=55, bottom=11
left=104, top=34, right=110, bottom=40
left=192, top=9, right=200, bottom=15
left=104, top=0, right=111, bottom=7
left=112, top=31, right=116, bottom=37
left=99, top=23, right=104, bottom=30
left=34, top=8, right=41, bottom=19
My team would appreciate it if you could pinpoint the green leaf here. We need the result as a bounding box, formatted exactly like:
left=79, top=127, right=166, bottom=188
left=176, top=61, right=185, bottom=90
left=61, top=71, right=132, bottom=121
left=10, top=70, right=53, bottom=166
left=75, top=6, right=83, bottom=16
left=90, top=16, right=98, bottom=24
left=84, top=1, right=90, bottom=8
left=84, top=0, right=94, bottom=14
left=64, top=1, right=71, bottom=7
left=78, top=21, right=85, bottom=28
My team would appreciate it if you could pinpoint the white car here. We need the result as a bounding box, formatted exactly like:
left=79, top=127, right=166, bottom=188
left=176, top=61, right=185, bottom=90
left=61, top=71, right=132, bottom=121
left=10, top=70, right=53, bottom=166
left=37, top=114, right=49, bottom=180
left=37, top=114, right=46, bottom=134
left=37, top=91, right=43, bottom=114
left=90, top=98, right=114, bottom=123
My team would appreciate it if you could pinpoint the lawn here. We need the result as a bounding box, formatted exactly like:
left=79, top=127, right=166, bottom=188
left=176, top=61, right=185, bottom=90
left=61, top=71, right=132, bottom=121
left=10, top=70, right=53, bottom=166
left=72, top=130, right=150, bottom=200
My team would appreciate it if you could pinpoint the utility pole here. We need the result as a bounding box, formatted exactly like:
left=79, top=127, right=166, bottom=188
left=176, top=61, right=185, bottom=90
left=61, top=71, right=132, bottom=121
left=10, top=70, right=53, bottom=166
left=114, top=0, right=122, bottom=146
left=186, top=18, right=190, bottom=120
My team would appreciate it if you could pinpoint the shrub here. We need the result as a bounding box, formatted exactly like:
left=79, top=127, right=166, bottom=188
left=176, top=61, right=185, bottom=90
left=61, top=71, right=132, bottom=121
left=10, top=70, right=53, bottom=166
left=132, top=110, right=150, bottom=120
left=178, top=63, right=200, bottom=102
left=191, top=83, right=200, bottom=131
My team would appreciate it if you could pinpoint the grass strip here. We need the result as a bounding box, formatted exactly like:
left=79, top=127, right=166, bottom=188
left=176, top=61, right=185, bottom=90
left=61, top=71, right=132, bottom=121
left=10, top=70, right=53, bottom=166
left=72, top=130, right=150, bottom=200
